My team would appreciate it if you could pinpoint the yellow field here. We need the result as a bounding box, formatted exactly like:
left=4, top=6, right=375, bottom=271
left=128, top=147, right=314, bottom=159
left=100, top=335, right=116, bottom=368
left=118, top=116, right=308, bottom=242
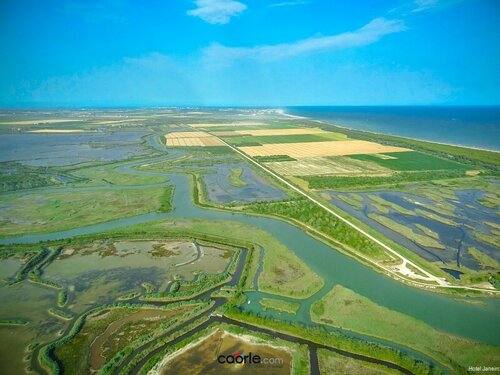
left=165, top=131, right=224, bottom=147
left=239, top=140, right=410, bottom=158
left=190, top=122, right=267, bottom=128
left=266, top=156, right=391, bottom=176
left=211, top=128, right=326, bottom=136
left=167, top=131, right=213, bottom=138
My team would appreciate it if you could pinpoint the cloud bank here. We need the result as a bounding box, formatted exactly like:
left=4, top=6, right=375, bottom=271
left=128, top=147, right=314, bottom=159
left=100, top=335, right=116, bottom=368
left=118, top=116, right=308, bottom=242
left=203, top=17, right=406, bottom=66
left=187, top=0, right=247, bottom=25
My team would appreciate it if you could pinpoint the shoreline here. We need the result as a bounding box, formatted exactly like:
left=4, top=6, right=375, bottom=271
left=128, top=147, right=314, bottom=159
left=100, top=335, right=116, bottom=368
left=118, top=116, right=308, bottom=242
left=279, top=110, right=500, bottom=153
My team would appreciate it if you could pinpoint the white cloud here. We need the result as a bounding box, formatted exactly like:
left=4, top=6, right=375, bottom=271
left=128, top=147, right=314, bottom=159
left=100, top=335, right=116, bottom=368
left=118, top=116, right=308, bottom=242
left=203, top=18, right=406, bottom=67
left=412, top=0, right=439, bottom=12
left=187, top=0, right=247, bottom=25
left=411, top=0, right=461, bottom=13
left=269, top=1, right=309, bottom=7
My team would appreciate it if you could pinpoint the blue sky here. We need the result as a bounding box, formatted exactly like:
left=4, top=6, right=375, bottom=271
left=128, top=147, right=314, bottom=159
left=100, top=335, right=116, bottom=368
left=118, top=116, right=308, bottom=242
left=0, top=0, right=499, bottom=107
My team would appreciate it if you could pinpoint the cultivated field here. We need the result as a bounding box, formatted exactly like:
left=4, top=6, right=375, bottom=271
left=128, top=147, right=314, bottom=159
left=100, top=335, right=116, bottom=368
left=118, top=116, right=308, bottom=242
left=212, top=128, right=327, bottom=136
left=165, top=131, right=224, bottom=147
left=190, top=122, right=267, bottom=127
left=265, top=156, right=391, bottom=176
left=239, top=140, right=410, bottom=158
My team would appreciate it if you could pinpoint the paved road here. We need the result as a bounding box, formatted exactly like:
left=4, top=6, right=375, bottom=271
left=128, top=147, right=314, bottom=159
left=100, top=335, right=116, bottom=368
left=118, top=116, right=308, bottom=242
left=208, top=132, right=499, bottom=294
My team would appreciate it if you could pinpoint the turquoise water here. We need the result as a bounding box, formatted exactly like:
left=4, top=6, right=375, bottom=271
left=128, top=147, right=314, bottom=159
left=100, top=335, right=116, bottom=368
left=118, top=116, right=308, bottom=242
left=1, top=158, right=499, bottom=346
left=286, top=106, right=500, bottom=150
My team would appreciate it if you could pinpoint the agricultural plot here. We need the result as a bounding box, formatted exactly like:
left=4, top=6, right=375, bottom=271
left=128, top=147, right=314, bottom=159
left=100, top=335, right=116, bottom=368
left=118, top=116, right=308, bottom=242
left=191, top=123, right=299, bottom=131
left=190, top=122, right=268, bottom=127
left=222, top=133, right=348, bottom=146
left=212, top=128, right=328, bottom=136
left=239, top=140, right=410, bottom=158
left=350, top=151, right=470, bottom=171
left=265, top=156, right=391, bottom=176
left=165, top=131, right=224, bottom=147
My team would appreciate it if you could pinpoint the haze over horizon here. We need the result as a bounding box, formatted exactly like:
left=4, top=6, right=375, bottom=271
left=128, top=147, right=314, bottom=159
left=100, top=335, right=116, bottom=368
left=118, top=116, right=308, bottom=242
left=1, top=0, right=499, bottom=107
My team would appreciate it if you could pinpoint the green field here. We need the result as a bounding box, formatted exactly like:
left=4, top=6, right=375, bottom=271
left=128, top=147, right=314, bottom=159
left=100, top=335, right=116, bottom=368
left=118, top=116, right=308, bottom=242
left=349, top=152, right=469, bottom=171
left=310, top=285, right=499, bottom=373
left=0, top=187, right=172, bottom=236
left=254, top=155, right=297, bottom=162
left=223, top=132, right=347, bottom=146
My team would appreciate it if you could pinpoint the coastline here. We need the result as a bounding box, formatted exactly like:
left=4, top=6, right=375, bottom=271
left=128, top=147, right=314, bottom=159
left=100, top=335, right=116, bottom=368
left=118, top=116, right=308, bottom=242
left=279, top=110, right=500, bottom=153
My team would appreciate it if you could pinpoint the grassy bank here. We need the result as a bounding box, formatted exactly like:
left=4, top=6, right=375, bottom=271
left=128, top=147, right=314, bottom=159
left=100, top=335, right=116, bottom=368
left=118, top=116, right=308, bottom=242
left=310, top=285, right=499, bottom=373
left=259, top=297, right=300, bottom=314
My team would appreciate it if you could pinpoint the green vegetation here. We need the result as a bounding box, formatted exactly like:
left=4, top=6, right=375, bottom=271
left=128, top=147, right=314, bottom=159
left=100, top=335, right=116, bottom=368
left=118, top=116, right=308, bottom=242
left=143, top=249, right=239, bottom=301
left=350, top=152, right=469, bottom=171
left=472, top=231, right=500, bottom=248
left=223, top=132, right=347, bottom=146
left=367, top=214, right=445, bottom=249
left=57, top=289, right=68, bottom=307
left=317, top=349, right=394, bottom=375
left=413, top=209, right=459, bottom=227
left=337, top=194, right=364, bottom=209
left=0, top=319, right=29, bottom=326
left=0, top=187, right=171, bottom=236
left=139, top=220, right=323, bottom=298
left=246, top=198, right=388, bottom=259
left=229, top=167, right=247, bottom=187
left=158, top=186, right=174, bottom=212
left=46, top=301, right=207, bottom=375
left=0, top=171, right=63, bottom=192
left=310, top=285, right=499, bottom=373
left=48, top=308, right=73, bottom=320
left=254, top=155, right=296, bottom=162
left=468, top=247, right=500, bottom=269
left=303, top=170, right=467, bottom=190
left=414, top=224, right=440, bottom=240
left=367, top=195, right=415, bottom=215
left=71, top=162, right=168, bottom=186
left=478, top=192, right=499, bottom=208
left=259, top=297, right=300, bottom=314
left=29, top=272, right=62, bottom=289
left=226, top=308, right=441, bottom=375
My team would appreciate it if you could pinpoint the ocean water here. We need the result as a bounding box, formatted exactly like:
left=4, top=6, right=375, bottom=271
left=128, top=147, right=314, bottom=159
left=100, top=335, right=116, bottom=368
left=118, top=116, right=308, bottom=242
left=286, top=106, right=500, bottom=151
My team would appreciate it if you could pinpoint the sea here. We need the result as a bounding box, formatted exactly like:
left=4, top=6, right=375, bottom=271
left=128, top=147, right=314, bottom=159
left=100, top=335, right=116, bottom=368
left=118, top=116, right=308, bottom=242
left=285, top=106, right=500, bottom=151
